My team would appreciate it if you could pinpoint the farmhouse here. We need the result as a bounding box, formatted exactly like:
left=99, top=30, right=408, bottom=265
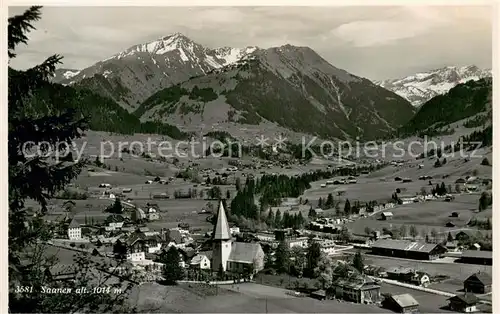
left=382, top=293, right=419, bottom=313
left=67, top=218, right=82, bottom=240
left=381, top=212, right=393, bottom=220
left=460, top=250, right=492, bottom=265
left=331, top=273, right=381, bottom=304
left=212, top=202, right=265, bottom=274
left=371, top=239, right=447, bottom=260
left=447, top=293, right=478, bottom=313
left=45, top=264, right=77, bottom=282
left=464, top=272, right=492, bottom=294
left=105, top=214, right=125, bottom=231
left=386, top=267, right=430, bottom=287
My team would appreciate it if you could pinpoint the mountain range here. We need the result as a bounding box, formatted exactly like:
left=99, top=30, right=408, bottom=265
left=51, top=33, right=416, bottom=140
left=376, top=65, right=492, bottom=107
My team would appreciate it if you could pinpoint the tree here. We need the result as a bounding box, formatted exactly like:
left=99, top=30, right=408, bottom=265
left=352, top=251, right=364, bottom=273
left=217, top=264, right=225, bottom=280
left=344, top=199, right=351, bottom=216
left=434, top=159, right=441, bottom=167
left=481, top=157, right=490, bottom=166
left=106, top=197, right=123, bottom=214
left=340, top=225, right=351, bottom=243
left=409, top=225, right=418, bottom=239
left=162, top=246, right=184, bottom=284
left=226, top=189, right=231, bottom=199
left=399, top=225, right=407, bottom=238
left=478, top=192, right=492, bottom=211
left=314, top=254, right=333, bottom=289
left=442, top=158, right=447, bottom=165
left=113, top=240, right=128, bottom=261
left=455, top=184, right=462, bottom=194
left=265, top=210, right=275, bottom=228
left=8, top=7, right=135, bottom=313
left=235, top=177, right=241, bottom=191
left=274, top=209, right=282, bottom=228
left=364, top=227, right=373, bottom=236
left=325, top=193, right=334, bottom=208
left=305, top=240, right=321, bottom=277
left=447, top=232, right=454, bottom=242
left=430, top=229, right=438, bottom=242
left=420, top=187, right=428, bottom=196
left=274, top=240, right=290, bottom=273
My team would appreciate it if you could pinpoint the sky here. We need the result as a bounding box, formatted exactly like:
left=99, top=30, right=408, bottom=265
left=8, top=6, right=492, bottom=80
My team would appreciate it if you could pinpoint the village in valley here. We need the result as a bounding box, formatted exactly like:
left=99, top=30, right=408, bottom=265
left=8, top=5, right=494, bottom=314
left=32, top=130, right=493, bottom=313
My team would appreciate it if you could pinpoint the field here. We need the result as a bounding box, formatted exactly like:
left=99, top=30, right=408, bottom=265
left=346, top=193, right=486, bottom=236
left=129, top=282, right=391, bottom=313
left=363, top=254, right=492, bottom=280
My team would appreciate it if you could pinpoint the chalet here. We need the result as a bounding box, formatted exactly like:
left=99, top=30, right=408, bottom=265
left=445, top=221, right=456, bottom=227
left=371, top=239, right=447, bottom=260
left=99, top=183, right=111, bottom=188
left=450, top=212, right=459, bottom=218
left=448, top=293, right=478, bottom=313
left=382, top=293, right=419, bottom=313
left=460, top=250, right=492, bottom=266
left=146, top=207, right=160, bottom=221
left=386, top=267, right=430, bottom=287
left=126, top=232, right=163, bottom=262
left=454, top=230, right=477, bottom=242
left=402, top=178, right=412, bottom=183
left=381, top=212, right=393, bottom=220
left=67, top=218, right=82, bottom=240
left=464, top=272, right=492, bottom=294
left=45, top=264, right=77, bottom=282
left=455, top=178, right=466, bottom=184
left=331, top=273, right=381, bottom=304
left=105, top=214, right=125, bottom=231
left=190, top=253, right=211, bottom=270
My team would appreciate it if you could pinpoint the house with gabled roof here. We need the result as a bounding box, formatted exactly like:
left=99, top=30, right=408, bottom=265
left=382, top=293, right=419, bottom=313
left=331, top=272, right=381, bottom=304
left=448, top=293, right=478, bottom=313
left=212, top=201, right=264, bottom=274
left=105, top=214, right=125, bottom=231
left=67, top=218, right=81, bottom=240
left=464, top=272, right=492, bottom=294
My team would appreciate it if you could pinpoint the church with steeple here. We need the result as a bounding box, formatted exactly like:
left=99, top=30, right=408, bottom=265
left=211, top=201, right=265, bottom=274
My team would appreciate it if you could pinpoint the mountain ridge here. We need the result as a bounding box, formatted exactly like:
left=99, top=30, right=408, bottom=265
left=377, top=65, right=492, bottom=107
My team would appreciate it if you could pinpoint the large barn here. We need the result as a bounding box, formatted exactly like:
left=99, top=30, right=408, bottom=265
left=371, top=239, right=447, bottom=260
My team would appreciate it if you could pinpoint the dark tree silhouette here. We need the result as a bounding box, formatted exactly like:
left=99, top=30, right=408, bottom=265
left=8, top=7, right=135, bottom=313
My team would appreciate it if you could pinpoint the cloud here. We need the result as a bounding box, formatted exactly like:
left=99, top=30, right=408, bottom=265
left=330, top=7, right=449, bottom=47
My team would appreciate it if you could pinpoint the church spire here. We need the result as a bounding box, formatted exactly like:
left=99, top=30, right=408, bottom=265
left=213, top=200, right=231, bottom=240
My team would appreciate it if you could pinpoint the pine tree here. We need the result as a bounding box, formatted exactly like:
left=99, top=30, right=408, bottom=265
left=266, top=210, right=275, bottom=228
left=352, top=251, right=364, bottom=273
left=274, top=240, right=290, bottom=273
left=305, top=240, right=321, bottom=277
left=344, top=199, right=351, bottom=216
left=275, top=209, right=282, bottom=228
left=8, top=7, right=133, bottom=313
left=326, top=193, right=334, bottom=208
left=162, top=246, right=184, bottom=284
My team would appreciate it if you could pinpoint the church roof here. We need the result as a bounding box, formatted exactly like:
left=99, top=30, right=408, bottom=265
left=213, top=201, right=231, bottom=240
left=228, top=242, right=262, bottom=264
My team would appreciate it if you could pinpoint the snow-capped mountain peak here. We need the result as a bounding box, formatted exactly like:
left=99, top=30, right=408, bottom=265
left=376, top=65, right=492, bottom=107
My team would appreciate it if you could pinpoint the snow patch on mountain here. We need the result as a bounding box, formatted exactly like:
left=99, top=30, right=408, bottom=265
left=63, top=70, right=80, bottom=79
left=376, top=65, right=491, bottom=107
